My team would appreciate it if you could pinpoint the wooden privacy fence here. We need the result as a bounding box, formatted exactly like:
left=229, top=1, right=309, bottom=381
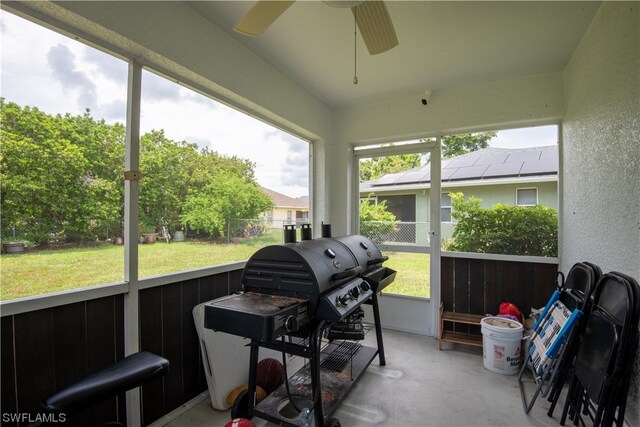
left=441, top=252, right=558, bottom=334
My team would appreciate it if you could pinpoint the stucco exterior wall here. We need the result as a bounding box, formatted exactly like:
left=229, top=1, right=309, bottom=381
left=443, top=181, right=558, bottom=211
left=561, top=3, right=640, bottom=424
left=561, top=2, right=639, bottom=279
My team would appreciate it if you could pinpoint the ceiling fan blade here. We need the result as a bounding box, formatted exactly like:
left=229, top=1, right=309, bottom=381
left=234, top=1, right=296, bottom=37
left=352, top=1, right=398, bottom=55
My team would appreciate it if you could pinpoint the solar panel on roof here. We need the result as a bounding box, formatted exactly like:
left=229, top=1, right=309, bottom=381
left=440, top=168, right=455, bottom=181
left=483, top=162, right=524, bottom=178
left=446, top=153, right=482, bottom=168
left=449, top=165, right=489, bottom=180
left=474, top=152, right=509, bottom=166
left=371, top=173, right=401, bottom=186
left=539, top=147, right=558, bottom=160
left=395, top=171, right=429, bottom=184
left=505, top=150, right=542, bottom=162
left=520, top=157, right=558, bottom=175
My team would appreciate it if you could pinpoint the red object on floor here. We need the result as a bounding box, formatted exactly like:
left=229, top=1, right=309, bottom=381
left=225, top=418, right=255, bottom=427
left=499, top=302, right=523, bottom=324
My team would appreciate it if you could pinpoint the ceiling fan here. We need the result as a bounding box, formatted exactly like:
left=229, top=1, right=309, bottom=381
left=234, top=0, right=398, bottom=55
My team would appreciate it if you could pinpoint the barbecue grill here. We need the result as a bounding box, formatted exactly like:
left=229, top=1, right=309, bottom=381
left=204, top=225, right=395, bottom=427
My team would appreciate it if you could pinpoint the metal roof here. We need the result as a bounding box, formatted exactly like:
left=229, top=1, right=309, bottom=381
left=361, top=146, right=558, bottom=191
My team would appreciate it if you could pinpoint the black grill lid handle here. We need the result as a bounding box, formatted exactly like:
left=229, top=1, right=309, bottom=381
left=331, top=266, right=363, bottom=281
left=367, top=256, right=389, bottom=266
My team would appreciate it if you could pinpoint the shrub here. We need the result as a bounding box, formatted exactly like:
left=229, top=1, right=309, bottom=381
left=359, top=199, right=397, bottom=243
left=447, top=192, right=558, bottom=257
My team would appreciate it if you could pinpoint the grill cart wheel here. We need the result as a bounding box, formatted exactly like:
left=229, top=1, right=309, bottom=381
left=231, top=390, right=250, bottom=420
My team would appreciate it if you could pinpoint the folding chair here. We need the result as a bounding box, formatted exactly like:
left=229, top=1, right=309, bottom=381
left=560, top=272, right=639, bottom=427
left=546, top=262, right=600, bottom=417
left=518, top=289, right=583, bottom=414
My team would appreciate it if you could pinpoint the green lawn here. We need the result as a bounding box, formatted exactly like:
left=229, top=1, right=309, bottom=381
left=0, top=232, right=282, bottom=300
left=1, top=234, right=430, bottom=300
left=382, top=251, right=431, bottom=298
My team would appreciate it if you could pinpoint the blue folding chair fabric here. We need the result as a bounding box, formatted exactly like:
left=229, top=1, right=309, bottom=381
left=546, top=262, right=600, bottom=417
left=519, top=290, right=583, bottom=414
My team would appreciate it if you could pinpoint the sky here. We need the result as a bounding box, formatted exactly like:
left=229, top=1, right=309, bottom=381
left=0, top=10, right=309, bottom=198
left=1, top=10, right=557, bottom=197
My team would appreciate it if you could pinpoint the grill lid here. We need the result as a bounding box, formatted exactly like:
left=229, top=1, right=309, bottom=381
left=241, top=235, right=386, bottom=312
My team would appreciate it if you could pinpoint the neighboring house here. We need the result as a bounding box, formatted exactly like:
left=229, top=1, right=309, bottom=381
left=260, top=187, right=309, bottom=226
left=360, top=146, right=558, bottom=244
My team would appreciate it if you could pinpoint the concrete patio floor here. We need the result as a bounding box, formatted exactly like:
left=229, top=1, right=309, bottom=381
left=150, top=328, right=564, bottom=427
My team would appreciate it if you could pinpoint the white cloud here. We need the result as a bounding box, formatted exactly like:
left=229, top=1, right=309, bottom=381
left=47, top=44, right=98, bottom=110
left=490, top=125, right=558, bottom=148
left=1, top=10, right=312, bottom=199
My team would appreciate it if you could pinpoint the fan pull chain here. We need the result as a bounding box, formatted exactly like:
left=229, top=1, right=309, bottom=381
left=353, top=7, right=358, bottom=85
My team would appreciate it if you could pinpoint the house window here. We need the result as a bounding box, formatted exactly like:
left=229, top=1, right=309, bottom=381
left=441, top=192, right=452, bottom=222
left=287, top=210, right=293, bottom=222
left=517, top=188, right=538, bottom=206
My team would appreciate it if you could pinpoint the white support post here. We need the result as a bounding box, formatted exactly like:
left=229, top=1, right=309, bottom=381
left=124, top=60, right=142, bottom=427
left=429, top=138, right=442, bottom=337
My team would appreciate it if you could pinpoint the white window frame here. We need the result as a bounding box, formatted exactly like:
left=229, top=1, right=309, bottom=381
left=516, top=187, right=538, bottom=206
left=441, top=192, right=452, bottom=223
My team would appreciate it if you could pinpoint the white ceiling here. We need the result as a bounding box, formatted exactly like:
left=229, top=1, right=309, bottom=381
left=187, top=1, right=600, bottom=110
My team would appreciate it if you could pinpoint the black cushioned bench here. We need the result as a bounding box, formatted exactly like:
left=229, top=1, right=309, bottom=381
left=39, top=351, right=169, bottom=424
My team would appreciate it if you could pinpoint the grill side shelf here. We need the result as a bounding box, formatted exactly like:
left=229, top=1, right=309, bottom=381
left=204, top=293, right=310, bottom=343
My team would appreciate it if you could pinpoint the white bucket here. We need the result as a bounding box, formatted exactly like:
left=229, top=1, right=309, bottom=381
left=481, top=317, right=523, bottom=375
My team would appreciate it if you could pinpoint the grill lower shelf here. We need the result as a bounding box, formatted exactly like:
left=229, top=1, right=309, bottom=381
left=254, top=341, right=379, bottom=427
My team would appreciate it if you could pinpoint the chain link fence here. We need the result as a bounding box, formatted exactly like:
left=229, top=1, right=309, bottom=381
left=3, top=218, right=438, bottom=253
left=360, top=221, right=431, bottom=246
left=225, top=218, right=314, bottom=244
left=1, top=220, right=125, bottom=253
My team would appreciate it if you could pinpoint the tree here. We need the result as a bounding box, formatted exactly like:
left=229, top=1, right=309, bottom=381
left=447, top=192, right=558, bottom=257
left=0, top=100, right=124, bottom=244
left=359, top=198, right=397, bottom=243
left=1, top=99, right=270, bottom=245
left=441, top=132, right=496, bottom=159
left=359, top=153, right=421, bottom=182
left=180, top=173, right=273, bottom=237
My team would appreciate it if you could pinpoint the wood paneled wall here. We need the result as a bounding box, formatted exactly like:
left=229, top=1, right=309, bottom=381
left=441, top=255, right=558, bottom=333
left=0, top=268, right=242, bottom=426
left=1, top=295, right=125, bottom=427
left=138, top=269, right=242, bottom=425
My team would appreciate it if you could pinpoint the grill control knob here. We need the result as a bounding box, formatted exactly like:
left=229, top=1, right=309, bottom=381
left=350, top=287, right=360, bottom=299
left=336, top=294, right=350, bottom=308
left=285, top=315, right=299, bottom=333
left=359, top=281, right=371, bottom=293
left=325, top=248, right=336, bottom=258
